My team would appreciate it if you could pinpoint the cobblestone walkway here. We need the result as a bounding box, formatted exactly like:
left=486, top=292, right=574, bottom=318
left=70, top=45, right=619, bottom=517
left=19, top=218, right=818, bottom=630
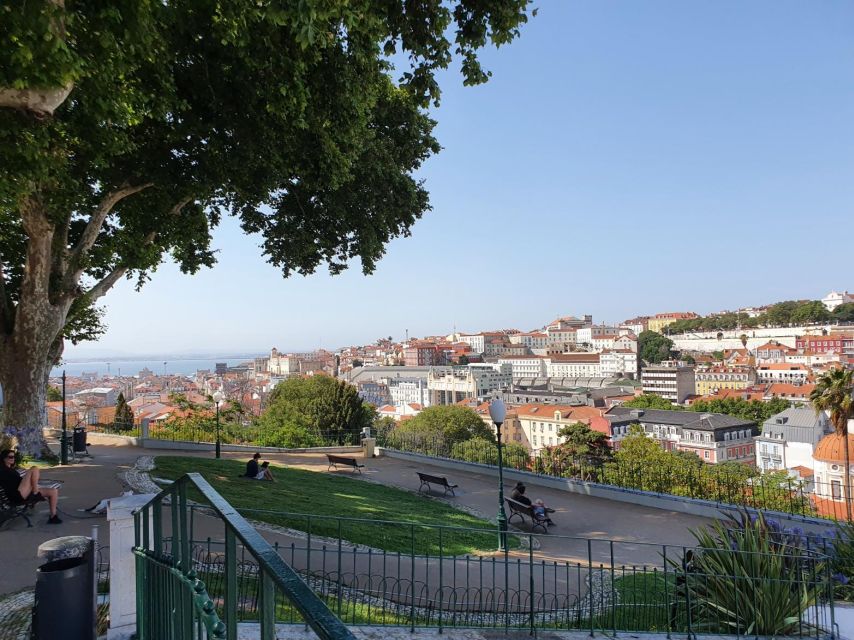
left=0, top=590, right=33, bottom=640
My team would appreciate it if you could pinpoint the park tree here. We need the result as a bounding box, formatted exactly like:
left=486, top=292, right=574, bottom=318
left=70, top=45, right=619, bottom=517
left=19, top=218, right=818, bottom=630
left=46, top=385, right=62, bottom=402
left=261, top=376, right=374, bottom=445
left=114, top=391, right=134, bottom=429
left=832, top=303, right=854, bottom=323
left=395, top=405, right=493, bottom=445
left=638, top=330, right=675, bottom=364
left=556, top=422, right=612, bottom=467
left=0, top=2, right=532, bottom=456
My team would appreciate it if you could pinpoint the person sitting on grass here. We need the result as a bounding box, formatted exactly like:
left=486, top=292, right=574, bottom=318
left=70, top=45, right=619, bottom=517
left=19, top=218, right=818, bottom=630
left=254, top=461, right=275, bottom=482
left=244, top=452, right=261, bottom=478
left=0, top=449, right=62, bottom=524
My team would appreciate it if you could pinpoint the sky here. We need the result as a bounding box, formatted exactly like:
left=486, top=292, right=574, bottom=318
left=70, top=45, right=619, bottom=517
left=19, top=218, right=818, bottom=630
left=66, top=0, right=854, bottom=358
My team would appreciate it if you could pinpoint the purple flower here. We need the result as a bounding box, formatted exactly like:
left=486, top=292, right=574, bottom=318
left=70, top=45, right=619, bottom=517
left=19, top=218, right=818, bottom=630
left=832, top=573, right=849, bottom=585
left=792, top=527, right=805, bottom=537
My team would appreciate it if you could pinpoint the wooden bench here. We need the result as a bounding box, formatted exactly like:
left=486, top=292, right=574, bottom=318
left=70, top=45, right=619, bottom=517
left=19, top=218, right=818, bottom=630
left=0, top=486, right=34, bottom=529
left=505, top=498, right=548, bottom=533
left=326, top=454, right=364, bottom=474
left=417, top=472, right=458, bottom=496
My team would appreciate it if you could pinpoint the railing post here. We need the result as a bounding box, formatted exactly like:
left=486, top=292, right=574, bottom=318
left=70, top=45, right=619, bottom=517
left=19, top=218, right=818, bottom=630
left=663, top=545, right=671, bottom=639
left=588, top=538, right=595, bottom=637
left=260, top=570, right=275, bottom=640
left=410, top=524, right=416, bottom=632
left=225, top=528, right=237, bottom=640
left=529, top=539, right=535, bottom=634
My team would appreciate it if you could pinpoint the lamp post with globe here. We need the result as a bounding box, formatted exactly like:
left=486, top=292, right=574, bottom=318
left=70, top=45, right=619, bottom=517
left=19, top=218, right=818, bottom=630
left=489, top=398, right=509, bottom=551
left=213, top=391, right=224, bottom=459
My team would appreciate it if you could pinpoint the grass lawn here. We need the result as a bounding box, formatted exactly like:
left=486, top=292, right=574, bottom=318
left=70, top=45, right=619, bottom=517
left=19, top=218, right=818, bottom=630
left=153, top=456, right=516, bottom=555
left=589, top=571, right=678, bottom=633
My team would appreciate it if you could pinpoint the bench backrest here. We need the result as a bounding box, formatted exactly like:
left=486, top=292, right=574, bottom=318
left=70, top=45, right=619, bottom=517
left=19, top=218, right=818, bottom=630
left=327, top=454, right=357, bottom=465
left=417, top=473, right=449, bottom=485
left=506, top=498, right=534, bottom=516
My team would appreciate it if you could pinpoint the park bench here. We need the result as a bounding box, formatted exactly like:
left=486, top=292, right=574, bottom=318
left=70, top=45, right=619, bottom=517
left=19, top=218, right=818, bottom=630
left=0, top=486, right=34, bottom=529
left=505, top=497, right=549, bottom=534
left=326, top=454, right=364, bottom=474
left=417, top=472, right=459, bottom=496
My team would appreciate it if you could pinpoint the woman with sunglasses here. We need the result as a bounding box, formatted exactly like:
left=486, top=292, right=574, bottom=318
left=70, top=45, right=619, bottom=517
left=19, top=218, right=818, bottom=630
left=0, top=449, right=62, bottom=524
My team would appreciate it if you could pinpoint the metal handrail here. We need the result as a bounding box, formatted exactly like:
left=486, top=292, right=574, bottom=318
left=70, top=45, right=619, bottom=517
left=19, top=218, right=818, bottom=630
left=134, top=472, right=357, bottom=640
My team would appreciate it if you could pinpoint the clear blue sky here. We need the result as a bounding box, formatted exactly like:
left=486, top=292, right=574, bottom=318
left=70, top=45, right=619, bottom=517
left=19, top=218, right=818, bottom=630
left=68, top=0, right=854, bottom=358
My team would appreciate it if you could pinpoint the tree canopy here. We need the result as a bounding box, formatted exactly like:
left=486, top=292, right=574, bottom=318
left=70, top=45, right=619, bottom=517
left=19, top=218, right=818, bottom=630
left=260, top=376, right=374, bottom=445
left=394, top=405, right=493, bottom=445
left=663, top=299, right=833, bottom=335
left=0, top=1, right=532, bottom=454
left=638, top=330, right=675, bottom=364
left=621, top=394, right=675, bottom=410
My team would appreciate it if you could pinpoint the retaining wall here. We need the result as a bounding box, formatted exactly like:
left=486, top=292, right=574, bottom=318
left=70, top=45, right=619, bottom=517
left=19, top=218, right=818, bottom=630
left=378, top=447, right=834, bottom=530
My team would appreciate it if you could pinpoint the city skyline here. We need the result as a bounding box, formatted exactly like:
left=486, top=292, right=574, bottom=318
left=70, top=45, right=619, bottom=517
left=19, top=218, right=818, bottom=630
left=65, top=1, right=854, bottom=358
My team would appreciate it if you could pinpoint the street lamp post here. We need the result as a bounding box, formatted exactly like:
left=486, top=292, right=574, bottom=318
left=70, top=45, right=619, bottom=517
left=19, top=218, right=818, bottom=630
left=60, top=371, right=68, bottom=465
left=213, top=391, right=224, bottom=459
left=489, top=398, right=508, bottom=551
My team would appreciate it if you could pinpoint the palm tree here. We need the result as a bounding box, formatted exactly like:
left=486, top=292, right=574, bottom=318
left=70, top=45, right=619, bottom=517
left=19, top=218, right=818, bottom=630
left=811, top=369, right=854, bottom=520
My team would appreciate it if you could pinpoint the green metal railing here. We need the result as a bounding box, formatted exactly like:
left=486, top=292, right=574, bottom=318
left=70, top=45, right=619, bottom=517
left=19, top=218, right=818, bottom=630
left=133, top=473, right=357, bottom=640
left=166, top=506, right=836, bottom=638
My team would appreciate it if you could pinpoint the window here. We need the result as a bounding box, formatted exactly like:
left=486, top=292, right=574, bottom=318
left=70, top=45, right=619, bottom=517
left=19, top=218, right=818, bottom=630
left=704, top=451, right=710, bottom=460
left=832, top=480, right=842, bottom=500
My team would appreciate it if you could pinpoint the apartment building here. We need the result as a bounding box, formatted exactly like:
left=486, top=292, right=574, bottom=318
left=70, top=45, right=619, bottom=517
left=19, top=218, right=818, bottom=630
left=427, top=363, right=512, bottom=405
left=599, top=350, right=637, bottom=378
left=641, top=362, right=696, bottom=403
left=755, top=408, right=831, bottom=472
left=755, top=364, right=810, bottom=385
left=513, top=403, right=603, bottom=455
left=388, top=378, right=430, bottom=409
left=694, top=366, right=756, bottom=396
left=605, top=407, right=758, bottom=464
left=497, top=355, right=548, bottom=380
left=646, top=312, right=699, bottom=333
left=546, top=353, right=601, bottom=378
left=796, top=334, right=854, bottom=355
left=403, top=342, right=447, bottom=366
left=576, top=325, right=620, bottom=346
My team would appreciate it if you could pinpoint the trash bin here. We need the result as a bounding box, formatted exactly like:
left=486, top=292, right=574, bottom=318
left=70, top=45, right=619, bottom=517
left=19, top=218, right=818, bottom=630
left=73, top=426, right=88, bottom=454
left=32, top=545, right=96, bottom=640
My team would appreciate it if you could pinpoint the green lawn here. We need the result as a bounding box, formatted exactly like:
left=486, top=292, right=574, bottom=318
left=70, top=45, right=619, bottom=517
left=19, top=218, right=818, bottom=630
left=153, top=456, right=515, bottom=555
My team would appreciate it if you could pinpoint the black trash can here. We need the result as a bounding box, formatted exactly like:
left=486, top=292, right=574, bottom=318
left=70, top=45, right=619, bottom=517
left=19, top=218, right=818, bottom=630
left=72, top=426, right=88, bottom=454
left=32, top=551, right=96, bottom=640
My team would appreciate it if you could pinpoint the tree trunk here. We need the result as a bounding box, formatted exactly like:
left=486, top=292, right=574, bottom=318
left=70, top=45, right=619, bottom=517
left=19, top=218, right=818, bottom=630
left=0, top=341, right=55, bottom=456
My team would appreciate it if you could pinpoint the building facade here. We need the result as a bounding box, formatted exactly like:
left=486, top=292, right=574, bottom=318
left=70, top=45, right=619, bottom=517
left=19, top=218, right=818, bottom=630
left=647, top=312, right=699, bottom=334
left=605, top=407, right=757, bottom=464
left=755, top=408, right=830, bottom=472
left=427, top=363, right=512, bottom=405
left=694, top=366, right=756, bottom=397
left=641, top=363, right=696, bottom=403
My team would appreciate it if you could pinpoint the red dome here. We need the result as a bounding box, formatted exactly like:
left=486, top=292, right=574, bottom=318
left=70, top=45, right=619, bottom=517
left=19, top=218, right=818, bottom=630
left=814, top=433, right=854, bottom=463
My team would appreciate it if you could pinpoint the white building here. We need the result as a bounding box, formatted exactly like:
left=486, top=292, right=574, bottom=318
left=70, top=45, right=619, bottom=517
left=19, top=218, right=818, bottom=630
left=613, top=334, right=638, bottom=352
left=822, top=290, right=854, bottom=312
left=427, top=363, right=512, bottom=404
left=600, top=350, right=638, bottom=378
left=576, top=325, right=620, bottom=346
left=497, top=356, right=548, bottom=381
left=457, top=333, right=486, bottom=354
left=755, top=364, right=810, bottom=385
left=388, top=378, right=431, bottom=409
left=590, top=334, right=619, bottom=351
left=509, top=332, right=549, bottom=350
left=755, top=408, right=831, bottom=472
left=545, top=327, right=577, bottom=350
left=545, top=354, right=601, bottom=378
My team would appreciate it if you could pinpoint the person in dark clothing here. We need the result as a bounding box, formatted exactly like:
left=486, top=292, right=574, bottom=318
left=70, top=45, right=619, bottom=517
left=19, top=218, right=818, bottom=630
left=510, top=482, right=555, bottom=526
left=0, top=449, right=61, bottom=524
left=510, top=482, right=532, bottom=505
left=244, top=452, right=261, bottom=478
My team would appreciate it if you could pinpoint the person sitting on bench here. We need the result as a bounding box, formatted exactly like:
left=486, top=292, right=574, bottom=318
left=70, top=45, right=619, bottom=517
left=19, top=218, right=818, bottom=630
left=511, top=482, right=554, bottom=526
left=510, top=482, right=532, bottom=505
left=244, top=452, right=261, bottom=478
left=0, top=449, right=62, bottom=524
left=254, top=461, right=275, bottom=482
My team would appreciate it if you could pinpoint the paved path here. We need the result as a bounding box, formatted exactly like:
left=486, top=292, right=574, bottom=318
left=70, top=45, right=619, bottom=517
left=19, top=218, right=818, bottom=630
left=0, top=440, right=712, bottom=598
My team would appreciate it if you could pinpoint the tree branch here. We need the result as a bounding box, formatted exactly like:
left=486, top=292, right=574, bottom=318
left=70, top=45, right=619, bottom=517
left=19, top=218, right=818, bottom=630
left=64, top=182, right=154, bottom=286
left=82, top=196, right=191, bottom=303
